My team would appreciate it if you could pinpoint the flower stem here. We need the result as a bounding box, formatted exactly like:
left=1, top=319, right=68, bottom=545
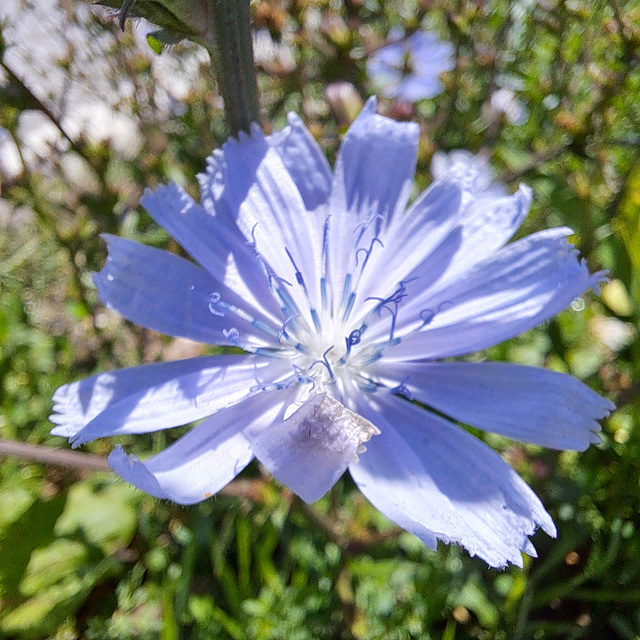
left=201, top=0, right=260, bottom=137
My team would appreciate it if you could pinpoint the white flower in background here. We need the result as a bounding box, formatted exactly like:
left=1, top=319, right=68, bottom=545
left=488, top=88, right=529, bottom=126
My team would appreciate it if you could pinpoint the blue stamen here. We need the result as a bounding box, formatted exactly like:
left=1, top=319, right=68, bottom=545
left=246, top=223, right=293, bottom=290
left=420, top=309, right=435, bottom=326
left=321, top=219, right=330, bottom=276
left=389, top=311, right=398, bottom=345
left=250, top=368, right=270, bottom=392
left=340, top=273, right=352, bottom=313
left=295, top=343, right=311, bottom=355
left=309, top=346, right=335, bottom=382
left=320, top=277, right=328, bottom=311
left=338, top=329, right=362, bottom=365
left=277, top=314, right=300, bottom=342
left=276, top=284, right=301, bottom=318
left=285, top=247, right=305, bottom=287
left=310, top=308, right=322, bottom=332
left=252, top=319, right=279, bottom=338
left=419, top=301, right=454, bottom=327
left=353, top=213, right=384, bottom=246
left=365, top=279, right=415, bottom=344
left=341, top=292, right=356, bottom=323
left=355, top=374, right=380, bottom=392
left=291, top=364, right=316, bottom=391
left=391, top=380, right=414, bottom=400
left=207, top=292, right=279, bottom=340
left=207, top=292, right=225, bottom=317
left=223, top=327, right=242, bottom=347
left=358, top=347, right=384, bottom=366
left=355, top=237, right=384, bottom=271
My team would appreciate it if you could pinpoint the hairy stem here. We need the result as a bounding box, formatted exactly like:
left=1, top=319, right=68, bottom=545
left=200, top=0, right=260, bottom=136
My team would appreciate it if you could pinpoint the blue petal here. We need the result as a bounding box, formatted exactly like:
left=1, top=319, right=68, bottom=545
left=220, top=126, right=326, bottom=315
left=372, top=361, right=614, bottom=450
left=50, top=354, right=256, bottom=438
left=56, top=356, right=289, bottom=446
left=251, top=393, right=379, bottom=503
left=375, top=168, right=529, bottom=310
left=140, top=183, right=281, bottom=323
left=93, top=235, right=279, bottom=347
left=327, top=98, right=419, bottom=308
left=368, top=41, right=405, bottom=70
left=108, top=390, right=292, bottom=504
left=268, top=112, right=333, bottom=211
left=375, top=228, right=604, bottom=359
left=140, top=182, right=236, bottom=276
left=331, top=97, right=418, bottom=223
left=349, top=393, right=555, bottom=568
left=409, top=32, right=455, bottom=73
left=436, top=185, right=532, bottom=283
left=354, top=180, right=462, bottom=307
left=394, top=75, right=445, bottom=102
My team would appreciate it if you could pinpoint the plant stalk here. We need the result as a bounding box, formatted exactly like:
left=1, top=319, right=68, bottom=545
left=201, top=0, right=260, bottom=137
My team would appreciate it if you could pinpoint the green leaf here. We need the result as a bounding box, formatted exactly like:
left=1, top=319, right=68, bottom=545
left=0, top=556, right=121, bottom=638
left=147, top=34, right=164, bottom=55
left=0, top=494, right=67, bottom=601
left=54, top=476, right=139, bottom=554
left=20, top=539, right=88, bottom=596
left=451, top=576, right=499, bottom=629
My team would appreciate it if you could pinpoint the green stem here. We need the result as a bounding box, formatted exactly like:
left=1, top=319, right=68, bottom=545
left=201, top=0, right=260, bottom=137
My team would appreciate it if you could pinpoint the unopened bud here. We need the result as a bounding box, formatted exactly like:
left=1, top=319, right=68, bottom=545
left=325, top=82, right=363, bottom=127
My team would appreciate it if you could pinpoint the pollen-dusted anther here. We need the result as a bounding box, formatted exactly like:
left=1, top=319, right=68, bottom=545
left=251, top=393, right=380, bottom=503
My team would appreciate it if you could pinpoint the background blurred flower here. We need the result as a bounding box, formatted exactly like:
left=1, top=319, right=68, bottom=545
left=430, top=149, right=505, bottom=199
left=51, top=99, right=612, bottom=569
left=487, top=87, right=529, bottom=125
left=367, top=30, right=455, bottom=102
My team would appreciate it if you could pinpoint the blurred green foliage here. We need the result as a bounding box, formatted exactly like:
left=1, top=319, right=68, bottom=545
left=1, top=0, right=639, bottom=638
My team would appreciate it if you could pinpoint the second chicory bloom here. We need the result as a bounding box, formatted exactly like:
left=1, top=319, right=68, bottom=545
left=51, top=99, right=612, bottom=568
left=367, top=30, right=455, bottom=102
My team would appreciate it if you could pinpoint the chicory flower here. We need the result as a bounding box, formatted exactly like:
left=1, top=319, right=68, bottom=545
left=51, top=99, right=613, bottom=568
left=367, top=30, right=455, bottom=102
